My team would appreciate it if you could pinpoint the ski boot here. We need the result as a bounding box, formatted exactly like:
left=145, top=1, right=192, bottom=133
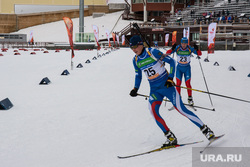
left=200, top=124, right=215, bottom=140
left=163, top=131, right=177, bottom=147
left=188, top=96, right=194, bottom=106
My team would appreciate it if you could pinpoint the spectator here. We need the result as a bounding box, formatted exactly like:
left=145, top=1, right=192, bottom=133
left=217, top=17, right=221, bottom=22
left=231, top=15, right=234, bottom=22
left=222, top=9, right=225, bottom=16
left=211, top=11, right=214, bottom=17
left=218, top=11, right=221, bottom=17
left=235, top=15, right=239, bottom=22
left=197, top=17, right=200, bottom=24
left=178, top=9, right=181, bottom=15
left=227, top=15, right=232, bottom=23
left=222, top=15, right=226, bottom=23
left=191, top=10, right=195, bottom=17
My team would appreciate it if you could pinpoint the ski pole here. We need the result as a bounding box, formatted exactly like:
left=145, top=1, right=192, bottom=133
left=175, top=85, right=250, bottom=103
left=137, top=93, right=215, bottom=111
left=197, top=57, right=215, bottom=109
left=132, top=23, right=150, bottom=47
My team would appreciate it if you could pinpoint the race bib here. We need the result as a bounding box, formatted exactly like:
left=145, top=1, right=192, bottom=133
left=143, top=61, right=165, bottom=80
left=177, top=55, right=191, bottom=64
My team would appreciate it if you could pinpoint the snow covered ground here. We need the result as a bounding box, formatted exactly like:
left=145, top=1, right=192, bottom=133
left=1, top=47, right=250, bottom=167
left=1, top=11, right=250, bottom=167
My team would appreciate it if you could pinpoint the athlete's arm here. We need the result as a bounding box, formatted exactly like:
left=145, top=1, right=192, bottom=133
left=151, top=49, right=176, bottom=78
left=166, top=45, right=178, bottom=54
left=133, top=57, right=142, bottom=89
left=192, top=45, right=202, bottom=56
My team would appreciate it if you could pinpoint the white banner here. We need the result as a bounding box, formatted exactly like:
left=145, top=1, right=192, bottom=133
left=105, top=29, right=111, bottom=47
left=92, top=25, right=99, bottom=42
left=208, top=23, right=217, bottom=54
left=165, top=34, right=169, bottom=46
left=122, top=35, right=125, bottom=46
left=29, top=30, right=34, bottom=42
left=183, top=27, right=190, bottom=44
left=116, top=34, right=120, bottom=46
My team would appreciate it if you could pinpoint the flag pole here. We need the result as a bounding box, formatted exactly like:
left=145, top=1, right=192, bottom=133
left=71, top=50, right=74, bottom=70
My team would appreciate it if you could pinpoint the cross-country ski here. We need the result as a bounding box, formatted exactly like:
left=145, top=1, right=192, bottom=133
left=118, top=140, right=203, bottom=159
left=200, top=134, right=225, bottom=154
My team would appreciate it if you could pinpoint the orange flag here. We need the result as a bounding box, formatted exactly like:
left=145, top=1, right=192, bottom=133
left=112, top=33, right=116, bottom=47
left=172, top=31, right=177, bottom=45
left=29, top=30, right=34, bottom=45
left=63, top=17, right=75, bottom=58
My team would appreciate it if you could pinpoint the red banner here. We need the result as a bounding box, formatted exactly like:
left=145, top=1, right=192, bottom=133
left=63, top=17, right=75, bottom=58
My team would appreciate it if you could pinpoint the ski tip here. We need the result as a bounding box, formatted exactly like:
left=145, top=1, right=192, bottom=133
left=209, top=134, right=225, bottom=142
left=118, top=155, right=134, bottom=159
left=214, top=134, right=225, bottom=138
left=117, top=156, right=125, bottom=159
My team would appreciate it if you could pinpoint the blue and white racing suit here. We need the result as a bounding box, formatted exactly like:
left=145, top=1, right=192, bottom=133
left=132, top=47, right=204, bottom=134
left=170, top=45, right=200, bottom=96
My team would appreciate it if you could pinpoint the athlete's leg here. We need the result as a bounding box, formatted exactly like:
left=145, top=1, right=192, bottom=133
left=148, top=92, right=170, bottom=134
left=185, top=79, right=192, bottom=97
left=163, top=86, right=204, bottom=128
left=184, top=65, right=192, bottom=97
left=176, top=66, right=183, bottom=95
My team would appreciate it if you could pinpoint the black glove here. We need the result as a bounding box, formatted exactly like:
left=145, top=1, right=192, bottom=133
left=165, top=77, right=175, bottom=88
left=130, top=88, right=138, bottom=97
left=193, top=44, right=199, bottom=51
left=196, top=56, right=201, bottom=59
left=171, top=44, right=177, bottom=50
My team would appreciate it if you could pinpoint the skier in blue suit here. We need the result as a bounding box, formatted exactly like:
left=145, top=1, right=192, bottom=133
left=129, top=35, right=215, bottom=146
left=166, top=37, right=202, bottom=105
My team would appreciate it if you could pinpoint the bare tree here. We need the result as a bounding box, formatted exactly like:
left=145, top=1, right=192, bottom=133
left=142, top=0, right=147, bottom=22
left=171, top=0, right=177, bottom=15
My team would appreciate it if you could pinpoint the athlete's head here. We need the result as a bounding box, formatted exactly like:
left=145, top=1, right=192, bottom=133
left=130, top=35, right=144, bottom=55
left=181, top=37, right=188, bottom=49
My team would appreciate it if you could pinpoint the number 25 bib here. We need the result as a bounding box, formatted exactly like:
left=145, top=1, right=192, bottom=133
left=137, top=57, right=166, bottom=81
